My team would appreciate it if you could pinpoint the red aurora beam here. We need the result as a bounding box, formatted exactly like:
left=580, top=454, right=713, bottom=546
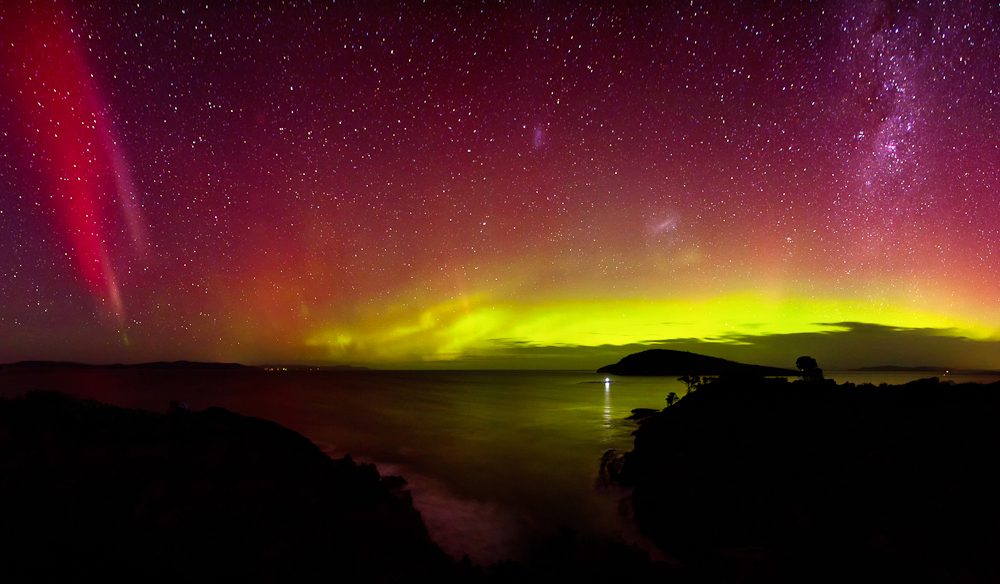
left=0, top=1, right=145, bottom=329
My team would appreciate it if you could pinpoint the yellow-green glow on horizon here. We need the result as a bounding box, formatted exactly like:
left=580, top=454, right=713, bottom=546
left=306, top=291, right=1000, bottom=366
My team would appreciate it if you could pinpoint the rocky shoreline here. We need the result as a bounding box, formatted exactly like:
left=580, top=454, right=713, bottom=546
left=0, top=391, right=458, bottom=582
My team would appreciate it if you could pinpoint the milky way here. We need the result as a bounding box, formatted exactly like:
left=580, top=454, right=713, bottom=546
left=1, top=1, right=998, bottom=368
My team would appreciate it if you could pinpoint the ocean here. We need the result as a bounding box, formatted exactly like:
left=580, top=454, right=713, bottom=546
left=1, top=367, right=994, bottom=563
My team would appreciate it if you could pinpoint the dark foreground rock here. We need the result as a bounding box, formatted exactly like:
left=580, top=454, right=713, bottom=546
left=611, top=376, right=1000, bottom=583
left=597, top=349, right=796, bottom=376
left=0, top=391, right=458, bottom=582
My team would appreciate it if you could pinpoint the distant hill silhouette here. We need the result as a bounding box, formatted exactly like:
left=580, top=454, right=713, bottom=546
left=1, top=360, right=254, bottom=371
left=261, top=364, right=371, bottom=371
left=597, top=349, right=796, bottom=376
left=854, top=364, right=947, bottom=372
left=112, top=360, right=254, bottom=370
left=1, top=361, right=380, bottom=373
left=1, top=360, right=92, bottom=370
left=854, top=365, right=1000, bottom=375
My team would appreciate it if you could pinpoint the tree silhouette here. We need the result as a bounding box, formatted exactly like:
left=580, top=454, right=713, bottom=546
left=666, top=392, right=679, bottom=406
left=795, top=356, right=824, bottom=381
left=795, top=356, right=817, bottom=371
left=678, top=375, right=701, bottom=394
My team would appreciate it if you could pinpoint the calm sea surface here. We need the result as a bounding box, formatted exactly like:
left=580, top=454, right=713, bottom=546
left=1, top=368, right=995, bottom=562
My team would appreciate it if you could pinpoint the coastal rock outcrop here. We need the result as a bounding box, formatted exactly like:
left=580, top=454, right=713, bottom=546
left=612, top=375, right=1000, bottom=583
left=0, top=391, right=457, bottom=582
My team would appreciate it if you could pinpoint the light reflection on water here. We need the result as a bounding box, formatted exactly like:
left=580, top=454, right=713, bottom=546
left=603, top=381, right=612, bottom=431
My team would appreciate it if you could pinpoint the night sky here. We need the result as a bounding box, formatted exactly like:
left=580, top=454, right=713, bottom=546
left=2, top=0, right=999, bottom=369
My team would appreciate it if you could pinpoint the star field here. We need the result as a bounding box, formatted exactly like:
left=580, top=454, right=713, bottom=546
left=1, top=1, right=999, bottom=367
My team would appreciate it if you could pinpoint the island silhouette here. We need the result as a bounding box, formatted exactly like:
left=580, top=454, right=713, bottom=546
left=597, top=348, right=797, bottom=376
